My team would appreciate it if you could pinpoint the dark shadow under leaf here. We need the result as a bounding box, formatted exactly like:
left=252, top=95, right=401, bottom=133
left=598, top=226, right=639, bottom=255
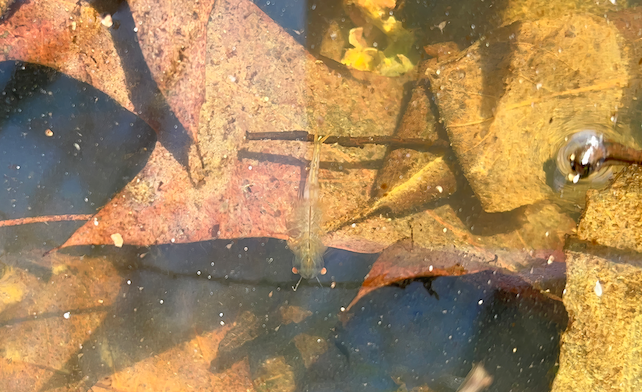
left=0, top=60, right=156, bottom=255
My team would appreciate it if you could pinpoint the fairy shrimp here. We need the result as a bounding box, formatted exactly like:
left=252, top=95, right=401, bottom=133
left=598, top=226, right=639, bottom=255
left=287, top=134, right=329, bottom=285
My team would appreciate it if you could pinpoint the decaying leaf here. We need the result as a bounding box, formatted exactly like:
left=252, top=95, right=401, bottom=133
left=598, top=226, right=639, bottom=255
left=577, top=166, right=642, bottom=252
left=325, top=76, right=457, bottom=232
left=292, top=333, right=328, bottom=369
left=325, top=156, right=457, bottom=233
left=129, top=0, right=215, bottom=141
left=345, top=239, right=567, bottom=312
left=62, top=0, right=409, bottom=251
left=427, top=13, right=638, bottom=213
left=280, top=305, right=313, bottom=324
left=0, top=251, right=122, bottom=390
left=0, top=1, right=132, bottom=114
left=253, top=356, right=296, bottom=392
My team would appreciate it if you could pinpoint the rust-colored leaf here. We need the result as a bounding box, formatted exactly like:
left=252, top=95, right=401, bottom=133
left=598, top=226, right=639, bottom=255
left=0, top=1, right=133, bottom=118
left=61, top=0, right=408, bottom=252
left=346, top=239, right=567, bottom=312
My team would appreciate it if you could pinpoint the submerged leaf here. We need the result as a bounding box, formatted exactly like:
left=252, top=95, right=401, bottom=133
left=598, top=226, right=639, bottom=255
left=0, top=61, right=156, bottom=252
left=325, top=78, right=456, bottom=233
left=325, top=156, right=457, bottom=232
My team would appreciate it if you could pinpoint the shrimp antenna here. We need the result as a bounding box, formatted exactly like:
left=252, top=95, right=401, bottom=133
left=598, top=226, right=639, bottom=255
left=315, top=276, right=323, bottom=288
left=292, top=276, right=303, bottom=292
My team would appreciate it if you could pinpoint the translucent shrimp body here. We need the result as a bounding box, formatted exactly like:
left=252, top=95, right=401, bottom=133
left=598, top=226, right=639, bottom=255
left=287, top=135, right=328, bottom=280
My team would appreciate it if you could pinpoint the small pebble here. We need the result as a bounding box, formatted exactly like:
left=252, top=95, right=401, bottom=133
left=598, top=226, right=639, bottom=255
left=594, top=280, right=603, bottom=297
left=101, top=14, right=113, bottom=28
left=110, top=233, right=124, bottom=248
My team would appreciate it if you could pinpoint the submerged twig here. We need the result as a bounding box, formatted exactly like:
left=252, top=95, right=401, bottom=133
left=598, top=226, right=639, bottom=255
left=246, top=131, right=449, bottom=151
left=0, top=214, right=93, bottom=228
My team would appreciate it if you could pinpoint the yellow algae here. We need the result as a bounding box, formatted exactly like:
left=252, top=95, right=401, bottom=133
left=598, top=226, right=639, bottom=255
left=342, top=46, right=382, bottom=71
left=52, top=264, right=69, bottom=275
left=378, top=53, right=413, bottom=77
left=341, top=25, right=414, bottom=76
left=0, top=266, right=25, bottom=313
left=341, top=0, right=415, bottom=75
left=2, top=346, right=25, bottom=362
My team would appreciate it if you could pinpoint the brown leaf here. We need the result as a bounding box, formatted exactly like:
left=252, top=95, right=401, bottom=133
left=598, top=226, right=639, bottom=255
left=280, top=305, right=313, bottom=325
left=292, top=333, right=328, bottom=369
left=345, top=239, right=567, bottom=313
left=130, top=0, right=215, bottom=141
left=62, top=0, right=408, bottom=250
left=325, top=79, right=458, bottom=233
left=0, top=1, right=132, bottom=113
left=108, top=329, right=253, bottom=392
left=0, top=251, right=122, bottom=390
left=427, top=14, right=635, bottom=213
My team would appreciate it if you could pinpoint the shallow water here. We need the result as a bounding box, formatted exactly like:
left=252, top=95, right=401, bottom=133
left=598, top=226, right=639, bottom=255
left=0, top=0, right=638, bottom=391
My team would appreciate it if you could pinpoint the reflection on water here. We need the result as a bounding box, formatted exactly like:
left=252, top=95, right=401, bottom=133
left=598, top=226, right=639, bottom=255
left=549, top=121, right=635, bottom=209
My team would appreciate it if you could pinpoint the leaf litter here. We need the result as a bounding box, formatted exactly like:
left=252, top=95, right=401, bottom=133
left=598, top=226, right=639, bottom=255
left=5, top=0, right=642, bottom=390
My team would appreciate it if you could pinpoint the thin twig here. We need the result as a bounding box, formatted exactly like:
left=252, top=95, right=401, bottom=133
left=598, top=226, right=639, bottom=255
left=0, top=214, right=93, bottom=227
left=245, top=131, right=449, bottom=151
